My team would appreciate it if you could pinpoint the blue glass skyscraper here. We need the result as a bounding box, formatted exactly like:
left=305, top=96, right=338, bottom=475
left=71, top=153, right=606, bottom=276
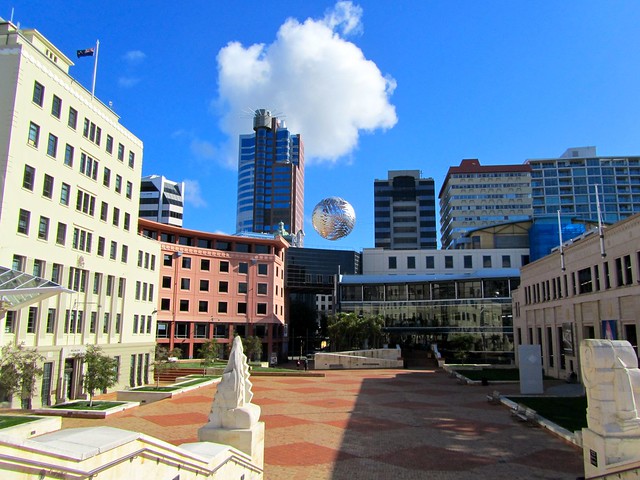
left=236, top=109, right=304, bottom=242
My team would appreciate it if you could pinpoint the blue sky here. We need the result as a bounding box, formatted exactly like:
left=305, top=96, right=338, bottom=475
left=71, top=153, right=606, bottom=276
left=6, top=1, right=640, bottom=250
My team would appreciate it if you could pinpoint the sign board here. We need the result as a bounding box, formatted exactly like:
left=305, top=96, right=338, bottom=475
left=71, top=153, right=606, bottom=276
left=270, top=352, right=278, bottom=367
left=518, top=344, right=544, bottom=394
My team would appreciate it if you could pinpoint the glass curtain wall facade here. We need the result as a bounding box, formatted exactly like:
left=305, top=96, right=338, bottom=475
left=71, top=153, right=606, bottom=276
left=236, top=109, right=304, bottom=242
left=374, top=170, right=436, bottom=250
left=339, top=274, right=519, bottom=363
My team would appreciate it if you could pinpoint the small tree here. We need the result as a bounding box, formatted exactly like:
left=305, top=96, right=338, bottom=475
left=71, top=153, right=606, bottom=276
left=199, top=339, right=221, bottom=374
left=152, top=345, right=179, bottom=388
left=76, top=345, right=118, bottom=406
left=0, top=343, right=45, bottom=409
left=241, top=336, right=263, bottom=362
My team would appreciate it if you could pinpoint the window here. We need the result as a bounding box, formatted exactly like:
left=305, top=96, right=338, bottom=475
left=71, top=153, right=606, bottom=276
left=388, top=257, right=397, bottom=269
left=115, top=175, right=122, bottom=193
left=116, top=314, right=122, bottom=334
left=82, top=118, right=102, bottom=145
left=103, top=167, right=111, bottom=187
left=425, top=256, right=434, bottom=269
left=117, top=143, right=124, bottom=161
left=407, top=257, right=416, bottom=269
left=72, top=227, right=92, bottom=253
left=502, top=256, right=511, bottom=268
left=218, top=302, right=227, bottom=313
left=180, top=299, right=189, bottom=312
left=200, top=259, right=210, bottom=271
left=103, top=313, right=110, bottom=334
left=182, top=256, right=192, bottom=269
left=258, top=264, right=268, bottom=275
left=64, top=144, right=74, bottom=166
left=76, top=190, right=96, bottom=216
left=112, top=207, right=120, bottom=227
left=97, top=237, right=105, bottom=256
left=28, top=122, right=40, bottom=147
left=47, top=133, right=58, bottom=157
left=128, top=151, right=135, bottom=168
left=237, top=302, right=247, bottom=314
left=445, top=256, right=453, bottom=269
left=68, top=107, right=78, bottom=129
left=106, top=135, right=113, bottom=154
left=105, top=275, right=114, bottom=296
left=198, top=301, right=208, bottom=313
left=257, top=303, right=267, bottom=315
left=124, top=212, right=131, bottom=231
left=180, top=278, right=190, bottom=290
left=51, top=263, right=62, bottom=283
left=56, top=222, right=67, bottom=245
left=483, top=256, right=492, bottom=268
left=17, top=209, right=30, bottom=235
left=5, top=311, right=15, bottom=333
left=23, top=165, right=35, bottom=190
left=220, top=261, right=229, bottom=273
left=239, top=262, right=248, bottom=274
left=33, top=259, right=44, bottom=277
left=218, top=281, right=228, bottom=293
left=238, top=282, right=247, bottom=294
left=12, top=255, right=26, bottom=272
left=27, top=307, right=37, bottom=333
left=46, top=308, right=56, bottom=334
left=257, top=283, right=267, bottom=295
left=109, top=241, right=117, bottom=260
left=38, top=216, right=50, bottom=240
left=100, top=201, right=108, bottom=221
left=199, top=279, right=209, bottom=291
left=126, top=181, right=132, bottom=199
left=80, top=153, right=98, bottom=180
left=93, top=273, right=102, bottom=294
left=42, top=174, right=54, bottom=198
left=162, top=276, right=171, bottom=288
left=163, top=254, right=173, bottom=266
left=33, top=81, right=45, bottom=106
left=121, top=245, right=128, bottom=263
left=51, top=95, right=62, bottom=118
left=464, top=255, right=472, bottom=269
left=59, top=183, right=70, bottom=206
left=161, top=298, right=170, bottom=310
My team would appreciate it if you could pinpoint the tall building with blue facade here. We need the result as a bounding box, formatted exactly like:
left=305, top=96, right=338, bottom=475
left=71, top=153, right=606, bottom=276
left=236, top=109, right=304, bottom=243
left=374, top=170, right=437, bottom=250
left=527, top=146, right=640, bottom=223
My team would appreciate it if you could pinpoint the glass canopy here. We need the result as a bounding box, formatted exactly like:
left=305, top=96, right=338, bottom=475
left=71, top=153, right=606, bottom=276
left=0, top=266, right=72, bottom=312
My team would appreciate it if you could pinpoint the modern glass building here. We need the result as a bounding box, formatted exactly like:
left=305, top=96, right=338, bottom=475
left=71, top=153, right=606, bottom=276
left=439, top=159, right=532, bottom=249
left=236, top=109, right=304, bottom=242
left=139, top=175, right=185, bottom=227
left=527, top=146, right=640, bottom=224
left=374, top=170, right=437, bottom=250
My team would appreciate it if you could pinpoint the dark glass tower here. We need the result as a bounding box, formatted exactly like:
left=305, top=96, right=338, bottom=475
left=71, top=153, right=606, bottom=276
left=374, top=170, right=436, bottom=249
left=236, top=109, right=304, bottom=242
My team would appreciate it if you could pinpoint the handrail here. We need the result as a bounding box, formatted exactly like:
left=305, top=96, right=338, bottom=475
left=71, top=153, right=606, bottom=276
left=584, top=461, right=640, bottom=479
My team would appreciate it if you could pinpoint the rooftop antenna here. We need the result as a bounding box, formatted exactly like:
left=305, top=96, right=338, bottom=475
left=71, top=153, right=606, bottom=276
left=595, top=184, right=606, bottom=257
left=557, top=210, right=565, bottom=271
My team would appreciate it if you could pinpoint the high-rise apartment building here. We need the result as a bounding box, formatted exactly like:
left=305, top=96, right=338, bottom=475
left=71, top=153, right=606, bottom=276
left=439, top=159, right=532, bottom=249
left=527, top=146, right=640, bottom=223
left=374, top=170, right=436, bottom=250
left=139, top=174, right=185, bottom=227
left=0, top=20, right=159, bottom=408
left=236, top=109, right=304, bottom=242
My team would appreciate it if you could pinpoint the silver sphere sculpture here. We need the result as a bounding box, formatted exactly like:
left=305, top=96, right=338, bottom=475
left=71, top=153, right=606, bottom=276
left=312, top=197, right=356, bottom=240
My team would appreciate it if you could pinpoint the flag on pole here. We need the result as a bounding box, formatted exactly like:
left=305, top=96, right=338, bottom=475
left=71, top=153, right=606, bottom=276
left=76, top=48, right=95, bottom=58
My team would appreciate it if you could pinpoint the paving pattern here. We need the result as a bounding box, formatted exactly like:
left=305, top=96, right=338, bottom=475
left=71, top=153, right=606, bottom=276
left=61, top=368, right=585, bottom=479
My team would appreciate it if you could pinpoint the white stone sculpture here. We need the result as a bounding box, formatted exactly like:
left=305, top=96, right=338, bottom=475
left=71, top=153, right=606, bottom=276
left=208, top=336, right=261, bottom=429
left=581, top=339, right=640, bottom=478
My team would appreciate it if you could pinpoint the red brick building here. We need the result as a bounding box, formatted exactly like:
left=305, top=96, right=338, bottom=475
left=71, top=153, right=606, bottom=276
left=139, top=219, right=288, bottom=361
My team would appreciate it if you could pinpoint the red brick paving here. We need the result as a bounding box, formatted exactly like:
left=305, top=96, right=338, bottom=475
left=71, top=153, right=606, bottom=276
left=59, top=368, right=585, bottom=479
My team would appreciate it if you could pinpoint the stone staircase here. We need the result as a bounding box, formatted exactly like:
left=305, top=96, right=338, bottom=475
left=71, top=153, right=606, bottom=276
left=153, top=368, right=207, bottom=383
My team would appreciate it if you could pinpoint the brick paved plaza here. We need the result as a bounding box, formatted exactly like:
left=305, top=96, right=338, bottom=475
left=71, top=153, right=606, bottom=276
left=62, top=367, right=584, bottom=479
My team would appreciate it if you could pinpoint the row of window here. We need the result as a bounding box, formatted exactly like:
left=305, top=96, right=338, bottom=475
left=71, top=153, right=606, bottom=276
left=3, top=307, right=124, bottom=337
left=387, top=254, right=525, bottom=270
left=159, top=298, right=271, bottom=315
left=163, top=254, right=271, bottom=276
left=32, top=80, right=136, bottom=168
left=156, top=322, right=270, bottom=339
left=160, top=275, right=272, bottom=296
left=521, top=253, right=640, bottom=306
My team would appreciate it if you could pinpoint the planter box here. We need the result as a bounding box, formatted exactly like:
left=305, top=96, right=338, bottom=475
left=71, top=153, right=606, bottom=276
left=33, top=401, right=139, bottom=419
left=0, top=415, right=61, bottom=439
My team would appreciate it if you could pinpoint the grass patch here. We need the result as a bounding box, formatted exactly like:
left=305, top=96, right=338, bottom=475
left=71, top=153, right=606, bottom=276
left=0, top=416, right=40, bottom=428
left=174, top=377, right=216, bottom=387
left=508, top=396, right=587, bottom=432
left=455, top=368, right=520, bottom=381
left=132, top=386, right=180, bottom=392
left=51, top=401, right=125, bottom=411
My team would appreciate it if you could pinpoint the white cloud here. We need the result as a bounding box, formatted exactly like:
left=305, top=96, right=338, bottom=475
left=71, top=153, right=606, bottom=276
left=183, top=179, right=207, bottom=208
left=118, top=76, right=141, bottom=88
left=123, top=50, right=146, bottom=63
left=190, top=138, right=216, bottom=160
left=215, top=1, right=397, bottom=168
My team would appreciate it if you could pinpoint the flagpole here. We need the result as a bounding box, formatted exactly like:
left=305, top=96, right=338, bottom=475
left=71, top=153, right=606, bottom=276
left=91, top=39, right=100, bottom=99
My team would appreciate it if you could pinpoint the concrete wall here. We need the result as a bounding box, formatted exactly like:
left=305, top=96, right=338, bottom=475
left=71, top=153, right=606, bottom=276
left=314, top=349, right=404, bottom=369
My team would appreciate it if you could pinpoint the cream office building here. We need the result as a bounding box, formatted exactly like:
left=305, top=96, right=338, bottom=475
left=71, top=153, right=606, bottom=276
left=0, top=20, right=159, bottom=408
left=512, top=213, right=640, bottom=380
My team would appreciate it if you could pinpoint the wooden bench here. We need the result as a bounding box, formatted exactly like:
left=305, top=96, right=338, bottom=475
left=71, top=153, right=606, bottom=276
left=486, top=390, right=501, bottom=404
left=511, top=405, right=537, bottom=424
